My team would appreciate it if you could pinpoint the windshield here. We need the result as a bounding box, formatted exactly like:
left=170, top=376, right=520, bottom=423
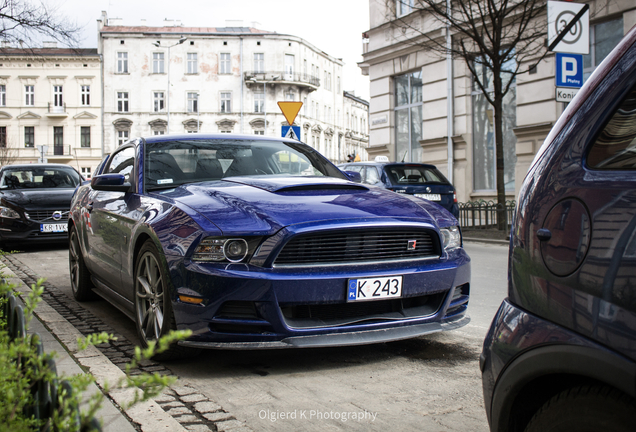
left=144, top=139, right=346, bottom=190
left=0, top=167, right=81, bottom=190
left=384, top=164, right=450, bottom=186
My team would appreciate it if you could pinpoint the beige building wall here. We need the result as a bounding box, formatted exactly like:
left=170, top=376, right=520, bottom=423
left=0, top=45, right=103, bottom=178
left=361, top=0, right=636, bottom=203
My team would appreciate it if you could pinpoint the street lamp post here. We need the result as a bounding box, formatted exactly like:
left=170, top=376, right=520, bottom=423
left=152, top=36, right=187, bottom=134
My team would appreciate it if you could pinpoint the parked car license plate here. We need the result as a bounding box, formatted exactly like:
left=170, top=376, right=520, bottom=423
left=40, top=223, right=67, bottom=233
left=414, top=193, right=441, bottom=201
left=347, top=276, right=403, bottom=302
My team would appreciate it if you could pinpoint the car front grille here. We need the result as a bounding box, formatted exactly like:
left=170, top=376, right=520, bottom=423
left=25, top=210, right=70, bottom=223
left=274, top=228, right=440, bottom=266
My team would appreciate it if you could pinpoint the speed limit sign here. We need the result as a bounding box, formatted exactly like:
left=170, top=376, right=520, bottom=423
left=548, top=1, right=590, bottom=54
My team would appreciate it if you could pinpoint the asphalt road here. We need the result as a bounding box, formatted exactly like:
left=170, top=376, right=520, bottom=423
left=9, top=241, right=508, bottom=431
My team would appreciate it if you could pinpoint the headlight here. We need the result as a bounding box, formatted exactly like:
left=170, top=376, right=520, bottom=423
left=193, top=237, right=251, bottom=263
left=0, top=206, right=20, bottom=219
left=440, top=226, right=461, bottom=251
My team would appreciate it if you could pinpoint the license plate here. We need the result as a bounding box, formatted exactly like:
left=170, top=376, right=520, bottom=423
left=347, top=276, right=403, bottom=302
left=414, top=193, right=441, bottom=201
left=40, top=223, right=67, bottom=233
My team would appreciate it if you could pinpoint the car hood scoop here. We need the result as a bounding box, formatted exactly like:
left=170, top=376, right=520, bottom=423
left=222, top=176, right=369, bottom=193
left=166, top=178, right=442, bottom=236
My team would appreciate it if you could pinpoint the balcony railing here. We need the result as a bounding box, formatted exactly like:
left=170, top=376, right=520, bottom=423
left=244, top=71, right=320, bottom=90
left=47, top=103, right=67, bottom=116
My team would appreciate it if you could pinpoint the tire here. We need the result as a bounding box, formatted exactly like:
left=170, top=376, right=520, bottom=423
left=69, top=226, right=96, bottom=301
left=525, top=385, right=636, bottom=432
left=133, top=240, right=199, bottom=361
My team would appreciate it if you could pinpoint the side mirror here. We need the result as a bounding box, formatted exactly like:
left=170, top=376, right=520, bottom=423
left=91, top=174, right=131, bottom=192
left=344, top=171, right=362, bottom=183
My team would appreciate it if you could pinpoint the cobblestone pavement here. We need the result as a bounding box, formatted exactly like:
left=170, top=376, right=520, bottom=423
left=2, top=254, right=252, bottom=432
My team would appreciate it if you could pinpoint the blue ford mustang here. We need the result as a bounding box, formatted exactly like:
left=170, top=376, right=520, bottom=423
left=69, top=134, right=470, bottom=358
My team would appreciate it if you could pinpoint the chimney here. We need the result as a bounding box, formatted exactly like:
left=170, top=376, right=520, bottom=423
left=109, top=18, right=123, bottom=26
left=140, top=19, right=147, bottom=26
left=163, top=19, right=175, bottom=27
left=1, top=41, right=11, bottom=48
left=43, top=41, right=57, bottom=48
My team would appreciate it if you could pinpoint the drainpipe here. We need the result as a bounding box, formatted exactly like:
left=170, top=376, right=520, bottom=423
left=100, top=52, right=105, bottom=157
left=446, top=0, right=454, bottom=183
left=240, top=37, right=244, bottom=133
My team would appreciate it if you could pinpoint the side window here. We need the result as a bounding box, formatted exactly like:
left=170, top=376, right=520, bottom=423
left=587, top=83, right=636, bottom=170
left=107, top=147, right=135, bottom=182
left=366, top=166, right=380, bottom=184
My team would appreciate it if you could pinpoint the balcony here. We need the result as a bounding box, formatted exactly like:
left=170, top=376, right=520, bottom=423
left=244, top=71, right=320, bottom=92
left=47, top=103, right=68, bottom=118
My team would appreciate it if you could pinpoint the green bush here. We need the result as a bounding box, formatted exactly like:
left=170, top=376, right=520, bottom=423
left=0, top=274, right=190, bottom=431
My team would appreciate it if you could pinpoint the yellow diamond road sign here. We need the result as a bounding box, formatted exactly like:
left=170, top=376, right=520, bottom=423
left=277, top=101, right=303, bottom=126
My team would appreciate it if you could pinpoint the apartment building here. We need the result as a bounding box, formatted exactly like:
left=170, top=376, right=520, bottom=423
left=98, top=12, right=369, bottom=162
left=360, top=0, right=636, bottom=201
left=0, top=43, right=102, bottom=178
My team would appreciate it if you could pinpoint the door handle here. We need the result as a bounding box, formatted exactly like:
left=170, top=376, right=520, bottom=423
left=537, top=228, right=552, bottom=241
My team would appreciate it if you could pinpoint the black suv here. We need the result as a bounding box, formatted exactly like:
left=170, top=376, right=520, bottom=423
left=480, top=25, right=636, bottom=432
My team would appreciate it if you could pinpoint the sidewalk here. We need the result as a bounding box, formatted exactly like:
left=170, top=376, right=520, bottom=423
left=5, top=265, right=185, bottom=432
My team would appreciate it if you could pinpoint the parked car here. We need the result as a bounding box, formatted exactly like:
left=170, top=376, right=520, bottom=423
left=480, top=25, right=636, bottom=432
left=339, top=158, right=459, bottom=218
left=0, top=163, right=82, bottom=247
left=68, top=134, right=470, bottom=359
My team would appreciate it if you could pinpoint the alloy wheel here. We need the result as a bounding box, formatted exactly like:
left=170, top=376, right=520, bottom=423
left=135, top=251, right=165, bottom=342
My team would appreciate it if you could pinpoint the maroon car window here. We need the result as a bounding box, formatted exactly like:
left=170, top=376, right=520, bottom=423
left=587, top=83, right=636, bottom=170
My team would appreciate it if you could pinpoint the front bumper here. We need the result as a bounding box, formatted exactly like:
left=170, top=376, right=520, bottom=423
left=170, top=248, right=471, bottom=348
left=0, top=218, right=69, bottom=244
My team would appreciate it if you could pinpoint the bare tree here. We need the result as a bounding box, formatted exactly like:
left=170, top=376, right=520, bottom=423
left=387, top=0, right=552, bottom=229
left=0, top=137, right=19, bottom=167
left=0, top=0, right=81, bottom=47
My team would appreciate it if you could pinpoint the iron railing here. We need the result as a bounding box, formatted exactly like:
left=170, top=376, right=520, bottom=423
left=243, top=71, right=320, bottom=88
left=3, top=291, right=102, bottom=431
left=458, top=200, right=516, bottom=229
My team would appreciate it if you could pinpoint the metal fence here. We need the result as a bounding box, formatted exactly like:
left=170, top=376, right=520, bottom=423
left=3, top=291, right=102, bottom=431
left=458, top=200, right=516, bottom=229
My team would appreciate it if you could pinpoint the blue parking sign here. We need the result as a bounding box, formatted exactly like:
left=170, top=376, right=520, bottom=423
left=556, top=53, right=583, bottom=88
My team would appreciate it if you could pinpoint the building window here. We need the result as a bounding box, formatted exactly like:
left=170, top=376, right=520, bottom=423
left=394, top=70, right=423, bottom=162
left=397, top=0, right=414, bottom=17
left=254, top=53, right=264, bottom=73
left=24, top=126, right=34, bottom=147
left=153, top=92, right=165, bottom=112
left=285, top=90, right=295, bottom=101
left=254, top=92, right=264, bottom=113
left=583, top=17, right=624, bottom=81
left=53, top=85, right=63, bottom=107
left=0, top=126, right=6, bottom=147
left=53, top=126, right=63, bottom=155
left=117, top=92, right=129, bottom=112
left=220, top=92, right=231, bottom=113
left=153, top=130, right=165, bottom=135
left=187, top=53, right=198, bottom=74
left=285, top=54, right=294, bottom=79
left=117, top=52, right=128, bottom=73
left=303, top=59, right=307, bottom=79
left=25, top=85, right=34, bottom=106
left=153, top=52, right=165, bottom=74
left=187, top=92, right=198, bottom=113
left=472, top=58, right=517, bottom=191
left=81, top=167, right=92, bottom=179
left=81, top=85, right=90, bottom=106
left=118, top=130, right=129, bottom=146
left=80, top=126, right=90, bottom=148
left=337, top=76, right=341, bottom=93
left=0, top=85, right=5, bottom=106
left=220, top=53, right=231, bottom=74
left=254, top=130, right=264, bottom=135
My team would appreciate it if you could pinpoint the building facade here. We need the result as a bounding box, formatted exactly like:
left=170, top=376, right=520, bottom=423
left=0, top=44, right=102, bottom=178
left=98, top=13, right=369, bottom=162
left=360, top=0, right=636, bottom=202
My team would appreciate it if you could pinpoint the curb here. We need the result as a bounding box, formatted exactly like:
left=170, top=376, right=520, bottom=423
left=2, top=255, right=253, bottom=432
left=463, top=237, right=509, bottom=245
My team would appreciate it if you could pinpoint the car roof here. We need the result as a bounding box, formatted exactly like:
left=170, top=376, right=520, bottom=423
left=0, top=163, right=77, bottom=170
left=141, top=133, right=304, bottom=146
left=342, top=161, right=439, bottom=169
